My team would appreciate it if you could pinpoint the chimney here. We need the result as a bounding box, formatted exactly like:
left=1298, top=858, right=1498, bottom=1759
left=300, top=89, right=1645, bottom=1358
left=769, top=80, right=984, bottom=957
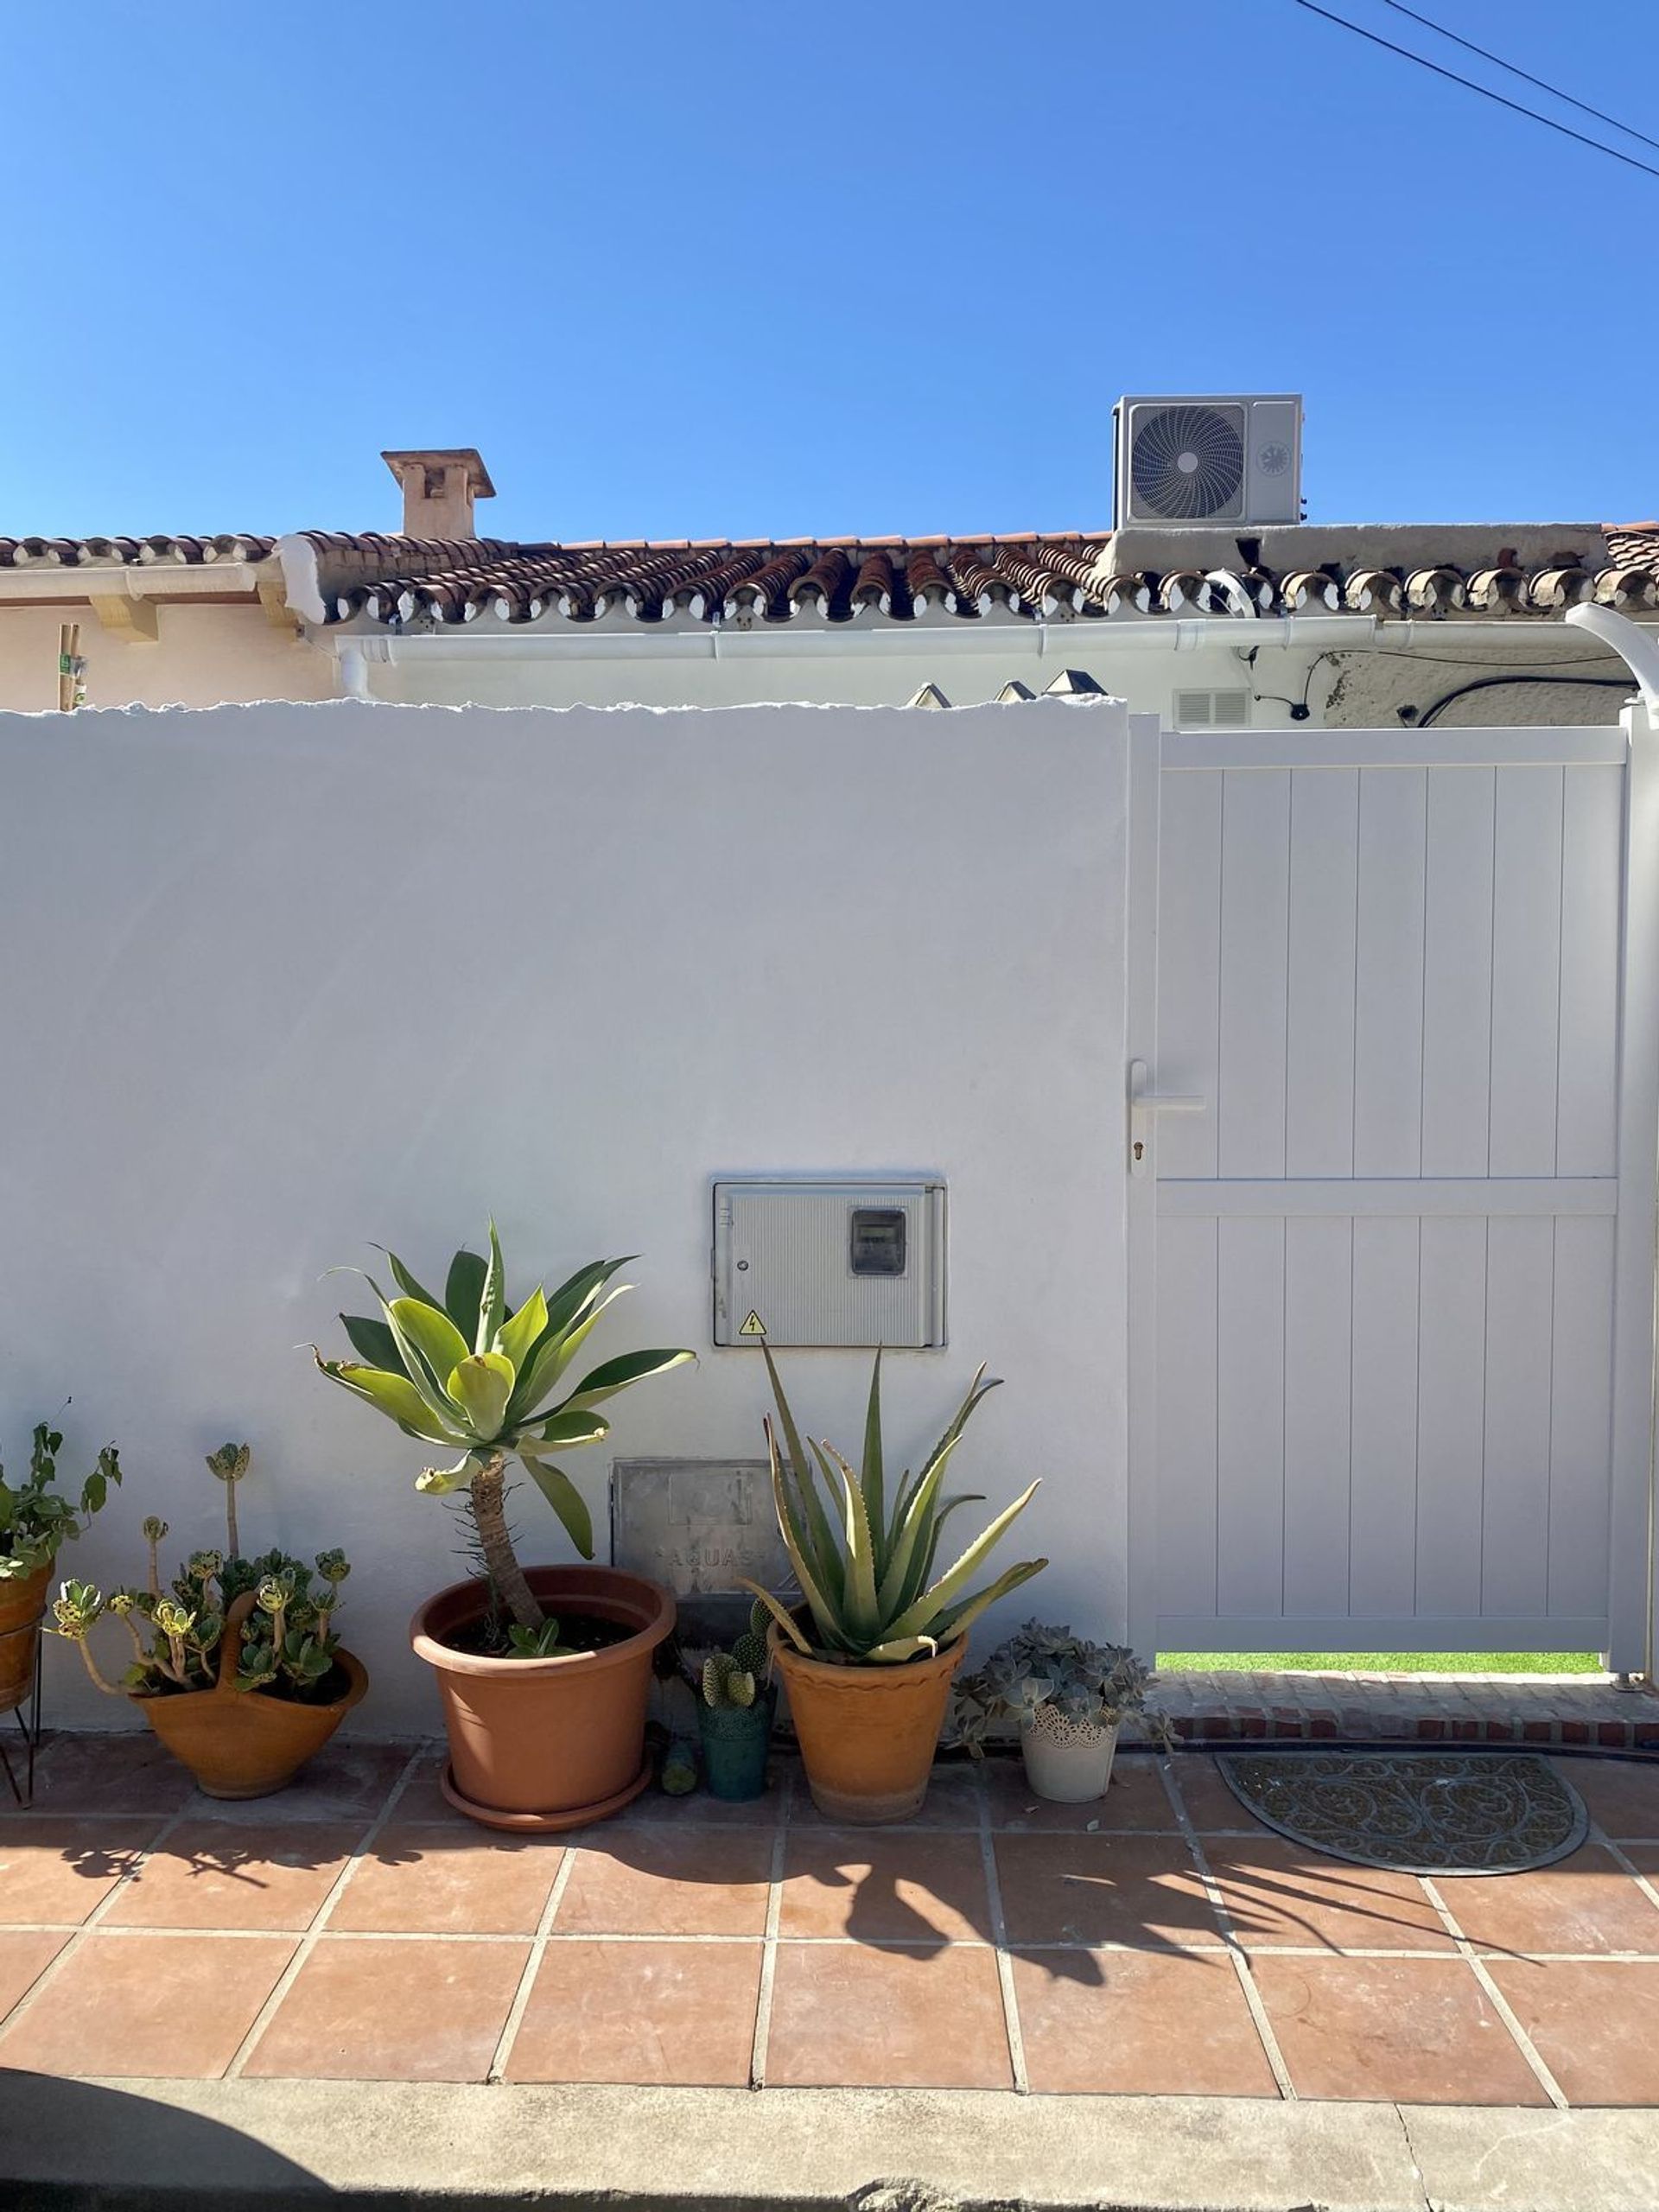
left=381, top=448, right=496, bottom=540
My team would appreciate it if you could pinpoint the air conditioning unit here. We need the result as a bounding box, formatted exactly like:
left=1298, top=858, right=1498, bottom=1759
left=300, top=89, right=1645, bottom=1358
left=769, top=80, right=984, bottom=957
left=1114, top=395, right=1302, bottom=527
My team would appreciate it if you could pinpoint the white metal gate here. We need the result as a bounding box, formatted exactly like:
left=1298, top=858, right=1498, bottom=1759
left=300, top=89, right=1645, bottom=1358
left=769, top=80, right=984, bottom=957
left=1125, top=716, right=1659, bottom=1670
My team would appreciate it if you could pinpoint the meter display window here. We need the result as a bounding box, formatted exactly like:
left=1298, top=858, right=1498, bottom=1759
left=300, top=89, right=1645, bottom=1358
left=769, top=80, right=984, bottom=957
left=849, top=1207, right=906, bottom=1277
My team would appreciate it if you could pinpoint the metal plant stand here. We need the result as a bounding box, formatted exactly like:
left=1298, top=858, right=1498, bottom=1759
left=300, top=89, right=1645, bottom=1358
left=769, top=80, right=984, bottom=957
left=0, top=1628, right=44, bottom=1807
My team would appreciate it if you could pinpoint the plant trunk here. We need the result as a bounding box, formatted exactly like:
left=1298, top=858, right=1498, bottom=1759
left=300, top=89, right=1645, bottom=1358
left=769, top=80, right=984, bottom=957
left=467, top=1454, right=545, bottom=1632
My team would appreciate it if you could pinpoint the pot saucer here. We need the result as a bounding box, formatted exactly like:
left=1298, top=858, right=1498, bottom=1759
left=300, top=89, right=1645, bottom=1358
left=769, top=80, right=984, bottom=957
left=437, top=1758, right=652, bottom=1833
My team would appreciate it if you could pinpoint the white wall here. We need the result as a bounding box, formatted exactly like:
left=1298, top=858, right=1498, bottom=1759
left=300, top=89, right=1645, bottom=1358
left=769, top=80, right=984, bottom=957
left=0, top=696, right=1132, bottom=1732
left=0, top=602, right=335, bottom=713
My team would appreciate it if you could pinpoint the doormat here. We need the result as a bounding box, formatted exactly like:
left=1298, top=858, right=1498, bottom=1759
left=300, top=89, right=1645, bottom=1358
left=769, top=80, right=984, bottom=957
left=1213, top=1751, right=1587, bottom=1875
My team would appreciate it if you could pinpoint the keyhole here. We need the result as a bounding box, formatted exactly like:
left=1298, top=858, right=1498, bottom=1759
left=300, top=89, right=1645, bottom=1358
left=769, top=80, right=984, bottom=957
left=1133, top=1140, right=1145, bottom=1162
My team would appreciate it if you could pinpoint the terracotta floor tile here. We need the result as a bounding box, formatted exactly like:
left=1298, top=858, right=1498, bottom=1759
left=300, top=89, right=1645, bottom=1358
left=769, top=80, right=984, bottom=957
left=0, top=1929, right=70, bottom=2017
left=1554, top=1758, right=1659, bottom=1841
left=790, top=1759, right=984, bottom=1831
left=1168, top=1757, right=1272, bottom=1834
left=1485, top=1957, right=1659, bottom=2105
left=1204, top=1838, right=1452, bottom=1954
left=244, top=1935, right=526, bottom=2081
left=994, top=1833, right=1220, bottom=1949
left=332, top=1826, right=563, bottom=1936
left=982, top=1754, right=1179, bottom=1834
left=104, top=1821, right=359, bottom=1931
left=180, top=1741, right=414, bottom=1826
left=1011, top=1947, right=1277, bottom=2096
left=1442, top=1846, right=1659, bottom=1958
left=506, top=1939, right=761, bottom=2084
left=556, top=1827, right=772, bottom=1936
left=779, top=1830, right=990, bottom=1943
left=1619, top=1843, right=1659, bottom=1885
left=11, top=1733, right=193, bottom=1819
left=1251, top=1955, right=1546, bottom=2105
left=0, top=1930, right=295, bottom=2078
left=766, top=1941, right=1012, bottom=2088
left=0, top=1821, right=160, bottom=1924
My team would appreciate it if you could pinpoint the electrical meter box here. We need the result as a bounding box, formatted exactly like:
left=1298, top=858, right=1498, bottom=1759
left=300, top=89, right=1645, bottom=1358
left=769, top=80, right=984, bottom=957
left=712, top=1179, right=947, bottom=1348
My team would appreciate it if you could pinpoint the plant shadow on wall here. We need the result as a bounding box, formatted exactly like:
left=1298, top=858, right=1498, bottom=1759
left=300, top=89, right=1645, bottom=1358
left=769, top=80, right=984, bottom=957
left=315, top=1222, right=695, bottom=1831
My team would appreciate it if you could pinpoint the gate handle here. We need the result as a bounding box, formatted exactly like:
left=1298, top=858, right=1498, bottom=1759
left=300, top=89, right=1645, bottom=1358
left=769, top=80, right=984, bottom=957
left=1128, top=1059, right=1205, bottom=1175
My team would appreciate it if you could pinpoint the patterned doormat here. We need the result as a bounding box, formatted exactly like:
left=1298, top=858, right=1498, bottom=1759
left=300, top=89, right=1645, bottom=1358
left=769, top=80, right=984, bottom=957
left=1213, top=1751, right=1588, bottom=1875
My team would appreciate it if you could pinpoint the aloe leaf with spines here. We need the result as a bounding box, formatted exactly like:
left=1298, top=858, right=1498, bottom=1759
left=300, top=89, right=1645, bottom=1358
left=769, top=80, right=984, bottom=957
left=742, top=1347, right=1046, bottom=1666
left=316, top=1223, right=693, bottom=1637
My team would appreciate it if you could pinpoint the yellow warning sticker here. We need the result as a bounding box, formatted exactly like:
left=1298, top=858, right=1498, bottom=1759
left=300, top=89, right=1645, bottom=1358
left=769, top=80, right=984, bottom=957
left=739, top=1310, right=767, bottom=1338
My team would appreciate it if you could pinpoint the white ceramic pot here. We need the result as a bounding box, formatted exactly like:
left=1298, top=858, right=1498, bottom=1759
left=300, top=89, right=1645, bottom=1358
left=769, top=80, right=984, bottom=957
left=1019, top=1707, right=1119, bottom=1802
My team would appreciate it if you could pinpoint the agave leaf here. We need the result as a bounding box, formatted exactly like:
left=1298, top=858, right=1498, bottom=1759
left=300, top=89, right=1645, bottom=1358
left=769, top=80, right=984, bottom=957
left=763, top=1421, right=848, bottom=1653
left=861, top=1348, right=886, bottom=1573
left=816, top=1440, right=879, bottom=1643
left=739, top=1577, right=812, bottom=1655
left=381, top=1248, right=446, bottom=1313
left=518, top=1452, right=595, bottom=1560
left=447, top=1351, right=516, bottom=1440
left=535, top=1408, right=610, bottom=1450
left=882, top=1481, right=1042, bottom=1645
left=929, top=1555, right=1050, bottom=1644
left=915, top=1493, right=988, bottom=1600
left=476, top=1219, right=507, bottom=1355
left=444, top=1248, right=488, bottom=1342
left=414, top=1455, right=476, bottom=1496
left=861, top=1631, right=940, bottom=1664
left=339, top=1313, right=400, bottom=1371
left=760, top=1344, right=844, bottom=1608
left=557, top=1346, right=696, bottom=1412
left=372, top=1290, right=465, bottom=1426
left=313, top=1354, right=466, bottom=1446
left=389, top=1298, right=472, bottom=1395
left=508, top=1285, right=632, bottom=1419
left=536, top=1257, right=631, bottom=1353
left=873, top=1431, right=969, bottom=1620
left=495, top=1285, right=548, bottom=1376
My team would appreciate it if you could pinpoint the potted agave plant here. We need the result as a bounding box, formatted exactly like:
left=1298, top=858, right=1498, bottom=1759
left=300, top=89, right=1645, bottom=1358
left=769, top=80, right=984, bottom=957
left=315, top=1224, right=692, bottom=1832
left=694, top=1600, right=775, bottom=1803
left=0, top=1422, right=121, bottom=1718
left=745, top=1346, right=1046, bottom=1824
left=49, top=1443, right=365, bottom=1798
left=955, top=1620, right=1154, bottom=1802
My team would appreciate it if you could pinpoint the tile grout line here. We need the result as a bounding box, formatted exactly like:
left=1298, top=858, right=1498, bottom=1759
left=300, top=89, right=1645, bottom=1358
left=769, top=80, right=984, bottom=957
left=976, top=1764, right=1029, bottom=2094
left=1594, top=1825, right=1659, bottom=1916
left=1160, top=1753, right=1298, bottom=2101
left=0, top=1788, right=201, bottom=2043
left=1419, top=1875, right=1568, bottom=2110
left=746, top=1769, right=791, bottom=2091
left=221, top=1745, right=428, bottom=2081
left=485, top=1838, right=579, bottom=2084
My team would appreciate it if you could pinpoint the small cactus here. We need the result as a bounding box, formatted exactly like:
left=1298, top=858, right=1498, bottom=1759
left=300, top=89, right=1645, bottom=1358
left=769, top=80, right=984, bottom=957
left=701, top=1646, right=760, bottom=1710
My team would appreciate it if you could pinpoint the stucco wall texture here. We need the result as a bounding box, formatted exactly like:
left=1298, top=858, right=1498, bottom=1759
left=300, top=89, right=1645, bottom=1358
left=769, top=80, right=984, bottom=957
left=0, top=696, right=1132, bottom=1733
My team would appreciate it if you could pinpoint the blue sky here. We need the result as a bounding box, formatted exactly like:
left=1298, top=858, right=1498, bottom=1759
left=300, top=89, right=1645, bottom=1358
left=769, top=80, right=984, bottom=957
left=3, top=3, right=1655, bottom=539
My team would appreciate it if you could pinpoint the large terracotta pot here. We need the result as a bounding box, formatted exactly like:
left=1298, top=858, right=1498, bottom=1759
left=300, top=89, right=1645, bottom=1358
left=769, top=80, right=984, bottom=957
left=410, top=1565, right=675, bottom=1833
left=139, top=1589, right=368, bottom=1799
left=772, top=1624, right=965, bottom=1824
left=0, top=1561, right=51, bottom=1715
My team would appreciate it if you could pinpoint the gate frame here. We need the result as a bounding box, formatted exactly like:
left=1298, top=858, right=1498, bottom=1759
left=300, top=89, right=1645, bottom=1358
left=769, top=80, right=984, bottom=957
left=1123, top=609, right=1659, bottom=1675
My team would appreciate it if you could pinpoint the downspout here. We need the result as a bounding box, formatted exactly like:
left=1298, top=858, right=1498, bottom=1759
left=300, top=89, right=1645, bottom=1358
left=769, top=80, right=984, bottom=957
left=1566, top=604, right=1659, bottom=715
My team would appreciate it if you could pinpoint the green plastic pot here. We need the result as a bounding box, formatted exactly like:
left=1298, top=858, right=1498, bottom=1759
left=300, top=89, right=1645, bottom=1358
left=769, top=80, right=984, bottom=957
left=696, top=1689, right=775, bottom=1802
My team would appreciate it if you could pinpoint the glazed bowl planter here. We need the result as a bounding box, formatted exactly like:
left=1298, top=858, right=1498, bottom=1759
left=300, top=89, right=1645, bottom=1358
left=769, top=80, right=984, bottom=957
left=1020, top=1708, right=1120, bottom=1803
left=772, top=1625, right=964, bottom=1824
left=0, top=1561, right=51, bottom=1715
left=697, top=1687, right=776, bottom=1803
left=139, top=1591, right=368, bottom=1800
left=411, top=1565, right=675, bottom=1833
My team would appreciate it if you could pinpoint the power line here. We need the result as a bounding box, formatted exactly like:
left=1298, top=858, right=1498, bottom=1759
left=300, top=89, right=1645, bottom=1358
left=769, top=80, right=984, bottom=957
left=1376, top=0, right=1659, bottom=156
left=1289, top=0, right=1659, bottom=183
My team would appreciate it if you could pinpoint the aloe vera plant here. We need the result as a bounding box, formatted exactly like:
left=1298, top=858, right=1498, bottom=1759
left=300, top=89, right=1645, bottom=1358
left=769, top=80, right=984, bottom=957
left=743, top=1346, right=1046, bottom=1665
left=314, top=1224, right=693, bottom=1636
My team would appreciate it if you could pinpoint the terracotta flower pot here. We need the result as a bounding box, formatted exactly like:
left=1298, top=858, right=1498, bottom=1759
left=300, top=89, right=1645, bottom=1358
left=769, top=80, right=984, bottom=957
left=772, top=1624, right=965, bottom=1824
left=410, top=1565, right=676, bottom=1833
left=0, top=1561, right=51, bottom=1716
left=138, top=1590, right=369, bottom=1799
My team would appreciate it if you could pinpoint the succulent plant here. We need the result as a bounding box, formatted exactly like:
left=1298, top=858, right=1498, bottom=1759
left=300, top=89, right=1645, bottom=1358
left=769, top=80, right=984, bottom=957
left=314, top=1223, right=693, bottom=1638
left=48, top=1445, right=350, bottom=1705
left=696, top=1598, right=771, bottom=1708
left=0, top=1423, right=122, bottom=1581
left=952, top=1619, right=1155, bottom=1754
left=742, top=1344, right=1046, bottom=1666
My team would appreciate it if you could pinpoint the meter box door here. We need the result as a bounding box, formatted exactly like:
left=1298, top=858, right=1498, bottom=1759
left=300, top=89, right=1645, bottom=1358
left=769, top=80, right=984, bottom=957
left=713, top=1180, right=946, bottom=1348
